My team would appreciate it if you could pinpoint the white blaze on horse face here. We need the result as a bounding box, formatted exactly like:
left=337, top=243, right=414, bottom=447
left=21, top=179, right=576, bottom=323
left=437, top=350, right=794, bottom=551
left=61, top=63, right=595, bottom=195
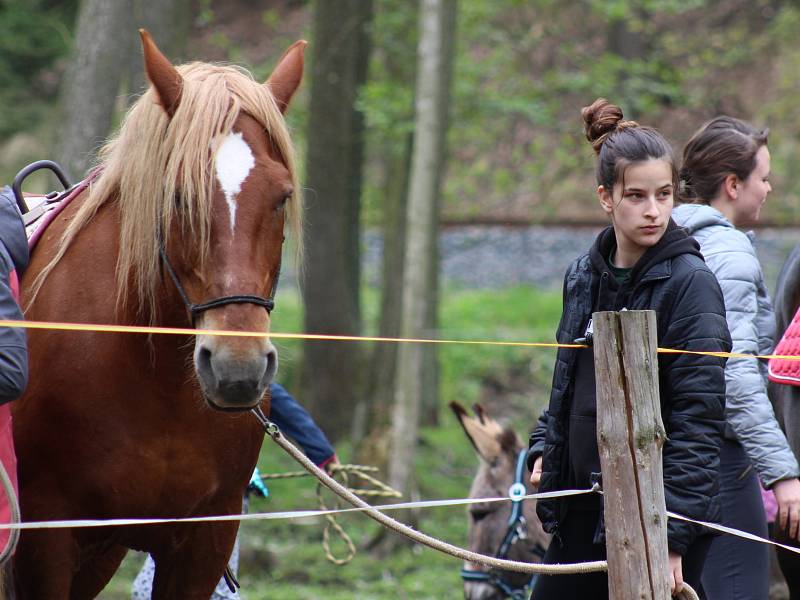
left=215, top=132, right=255, bottom=234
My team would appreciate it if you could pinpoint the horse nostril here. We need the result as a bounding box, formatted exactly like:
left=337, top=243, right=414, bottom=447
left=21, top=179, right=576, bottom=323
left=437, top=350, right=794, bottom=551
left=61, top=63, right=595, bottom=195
left=197, top=346, right=213, bottom=378
left=263, top=346, right=278, bottom=385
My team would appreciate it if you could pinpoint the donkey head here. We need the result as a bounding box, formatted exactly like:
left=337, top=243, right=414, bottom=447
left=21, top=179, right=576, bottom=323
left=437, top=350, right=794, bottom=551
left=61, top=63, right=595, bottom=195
left=451, top=401, right=549, bottom=600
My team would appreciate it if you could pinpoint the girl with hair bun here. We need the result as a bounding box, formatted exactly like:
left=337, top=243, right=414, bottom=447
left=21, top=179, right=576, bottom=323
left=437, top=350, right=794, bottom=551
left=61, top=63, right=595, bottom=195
left=674, top=116, right=799, bottom=599
left=527, top=98, right=731, bottom=599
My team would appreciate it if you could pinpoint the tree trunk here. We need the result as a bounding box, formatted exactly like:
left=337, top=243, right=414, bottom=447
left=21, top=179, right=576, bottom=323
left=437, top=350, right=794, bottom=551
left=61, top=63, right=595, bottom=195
left=388, top=0, right=456, bottom=502
left=354, top=132, right=413, bottom=449
left=302, top=0, right=373, bottom=441
left=55, top=0, right=135, bottom=180
left=126, top=0, right=190, bottom=101
left=420, top=0, right=456, bottom=427
left=354, top=0, right=419, bottom=455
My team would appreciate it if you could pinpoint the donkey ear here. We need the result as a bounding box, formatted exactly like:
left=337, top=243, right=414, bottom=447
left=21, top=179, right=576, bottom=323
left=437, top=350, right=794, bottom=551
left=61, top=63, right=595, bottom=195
left=266, top=40, right=307, bottom=113
left=139, top=29, right=183, bottom=118
left=450, top=401, right=501, bottom=462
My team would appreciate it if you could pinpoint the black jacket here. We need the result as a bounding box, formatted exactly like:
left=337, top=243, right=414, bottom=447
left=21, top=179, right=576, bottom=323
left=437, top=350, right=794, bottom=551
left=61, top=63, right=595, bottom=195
left=528, top=221, right=731, bottom=555
left=0, top=186, right=28, bottom=404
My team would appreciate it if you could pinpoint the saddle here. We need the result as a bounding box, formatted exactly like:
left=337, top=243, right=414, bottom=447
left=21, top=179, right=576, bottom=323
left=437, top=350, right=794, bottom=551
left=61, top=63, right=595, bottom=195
left=0, top=162, right=96, bottom=561
left=22, top=170, right=98, bottom=252
left=768, top=307, right=800, bottom=386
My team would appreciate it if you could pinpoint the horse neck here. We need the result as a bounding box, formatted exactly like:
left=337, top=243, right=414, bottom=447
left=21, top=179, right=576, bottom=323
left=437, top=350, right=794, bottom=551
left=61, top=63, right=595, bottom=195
left=28, top=194, right=194, bottom=364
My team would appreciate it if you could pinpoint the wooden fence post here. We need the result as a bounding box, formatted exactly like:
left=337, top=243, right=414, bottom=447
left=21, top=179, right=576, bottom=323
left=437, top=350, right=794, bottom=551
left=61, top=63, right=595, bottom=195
left=593, top=310, right=670, bottom=599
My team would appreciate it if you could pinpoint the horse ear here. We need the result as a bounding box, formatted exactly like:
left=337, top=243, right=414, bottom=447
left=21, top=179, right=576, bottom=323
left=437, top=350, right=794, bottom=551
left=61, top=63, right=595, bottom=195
left=266, top=40, right=307, bottom=113
left=139, top=29, right=183, bottom=118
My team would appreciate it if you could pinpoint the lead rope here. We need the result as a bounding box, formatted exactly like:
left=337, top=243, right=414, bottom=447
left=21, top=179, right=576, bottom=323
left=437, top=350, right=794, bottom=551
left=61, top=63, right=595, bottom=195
left=316, top=471, right=357, bottom=565
left=260, top=464, right=402, bottom=565
left=252, top=407, right=604, bottom=575
left=252, top=407, right=699, bottom=598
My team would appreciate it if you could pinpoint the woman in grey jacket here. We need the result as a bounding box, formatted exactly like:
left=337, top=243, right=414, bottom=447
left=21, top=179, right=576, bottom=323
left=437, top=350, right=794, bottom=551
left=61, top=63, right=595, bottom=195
left=673, top=117, right=800, bottom=599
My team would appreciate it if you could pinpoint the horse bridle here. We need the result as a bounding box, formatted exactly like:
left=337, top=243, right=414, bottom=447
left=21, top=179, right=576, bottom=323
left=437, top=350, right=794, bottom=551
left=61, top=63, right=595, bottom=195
left=460, top=449, right=547, bottom=600
left=158, top=233, right=282, bottom=326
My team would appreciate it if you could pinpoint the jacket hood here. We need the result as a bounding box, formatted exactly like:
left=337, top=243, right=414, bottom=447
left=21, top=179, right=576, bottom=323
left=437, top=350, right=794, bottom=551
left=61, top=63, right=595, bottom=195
left=672, top=203, right=733, bottom=237
left=0, top=186, right=30, bottom=275
left=589, top=219, right=703, bottom=286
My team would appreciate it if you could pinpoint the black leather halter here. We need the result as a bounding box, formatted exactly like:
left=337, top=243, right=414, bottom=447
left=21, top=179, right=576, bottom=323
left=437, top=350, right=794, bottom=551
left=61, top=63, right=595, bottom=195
left=158, top=237, right=281, bottom=327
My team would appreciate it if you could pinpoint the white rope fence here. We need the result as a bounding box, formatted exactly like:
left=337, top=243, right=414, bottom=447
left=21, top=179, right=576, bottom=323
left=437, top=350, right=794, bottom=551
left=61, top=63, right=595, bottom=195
left=0, top=486, right=597, bottom=531
left=0, top=418, right=793, bottom=600
left=1, top=472, right=798, bottom=559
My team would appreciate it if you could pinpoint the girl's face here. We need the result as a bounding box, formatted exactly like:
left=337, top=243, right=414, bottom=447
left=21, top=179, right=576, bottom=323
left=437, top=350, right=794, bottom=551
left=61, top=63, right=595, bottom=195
left=731, top=145, right=771, bottom=227
left=598, top=158, right=674, bottom=267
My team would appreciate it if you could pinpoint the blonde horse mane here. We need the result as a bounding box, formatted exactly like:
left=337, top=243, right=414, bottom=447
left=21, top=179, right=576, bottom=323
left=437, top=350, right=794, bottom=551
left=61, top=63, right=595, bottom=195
left=28, top=61, right=302, bottom=321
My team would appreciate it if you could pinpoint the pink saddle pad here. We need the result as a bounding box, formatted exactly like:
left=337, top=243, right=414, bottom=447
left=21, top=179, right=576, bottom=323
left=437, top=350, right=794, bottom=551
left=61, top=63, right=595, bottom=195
left=769, top=305, right=800, bottom=386
left=27, top=170, right=98, bottom=252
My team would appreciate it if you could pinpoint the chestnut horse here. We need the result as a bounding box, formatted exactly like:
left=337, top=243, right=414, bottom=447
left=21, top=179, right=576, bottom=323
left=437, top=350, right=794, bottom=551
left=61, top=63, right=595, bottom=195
left=9, top=31, right=305, bottom=598
left=450, top=402, right=549, bottom=600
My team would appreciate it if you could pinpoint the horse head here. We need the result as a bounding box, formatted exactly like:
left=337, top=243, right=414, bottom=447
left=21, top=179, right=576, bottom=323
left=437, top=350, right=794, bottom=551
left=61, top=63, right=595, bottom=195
left=450, top=401, right=549, bottom=600
left=138, top=31, right=305, bottom=410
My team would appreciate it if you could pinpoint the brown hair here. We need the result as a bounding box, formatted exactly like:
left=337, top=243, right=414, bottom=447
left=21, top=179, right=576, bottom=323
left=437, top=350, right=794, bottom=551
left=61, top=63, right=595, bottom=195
left=680, top=116, right=769, bottom=204
left=582, top=98, right=677, bottom=192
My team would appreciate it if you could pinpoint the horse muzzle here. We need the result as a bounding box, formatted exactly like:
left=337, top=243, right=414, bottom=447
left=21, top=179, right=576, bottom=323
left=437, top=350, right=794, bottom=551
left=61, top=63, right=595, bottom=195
left=463, top=581, right=505, bottom=600
left=194, top=341, right=278, bottom=411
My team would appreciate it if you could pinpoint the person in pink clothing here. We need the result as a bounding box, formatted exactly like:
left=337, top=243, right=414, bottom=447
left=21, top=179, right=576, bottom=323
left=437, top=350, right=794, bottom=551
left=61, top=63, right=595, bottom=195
left=0, top=186, right=30, bottom=560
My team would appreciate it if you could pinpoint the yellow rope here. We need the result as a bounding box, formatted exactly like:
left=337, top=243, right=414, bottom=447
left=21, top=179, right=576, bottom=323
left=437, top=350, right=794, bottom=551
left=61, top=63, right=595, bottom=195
left=261, top=464, right=401, bottom=564
left=2, top=319, right=800, bottom=362
left=260, top=464, right=401, bottom=499
left=317, top=470, right=356, bottom=565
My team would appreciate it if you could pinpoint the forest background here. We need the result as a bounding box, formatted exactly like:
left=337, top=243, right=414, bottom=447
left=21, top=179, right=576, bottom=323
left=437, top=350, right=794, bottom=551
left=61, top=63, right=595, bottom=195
left=1, top=0, right=799, bottom=598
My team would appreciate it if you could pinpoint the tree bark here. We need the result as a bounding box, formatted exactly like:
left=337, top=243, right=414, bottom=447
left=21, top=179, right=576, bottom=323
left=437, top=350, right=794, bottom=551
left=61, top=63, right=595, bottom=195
left=355, top=132, right=413, bottom=448
left=388, top=0, right=456, bottom=500
left=55, top=0, right=135, bottom=180
left=420, top=0, right=456, bottom=427
left=355, top=0, right=419, bottom=453
left=302, top=0, right=373, bottom=441
left=126, top=0, right=190, bottom=101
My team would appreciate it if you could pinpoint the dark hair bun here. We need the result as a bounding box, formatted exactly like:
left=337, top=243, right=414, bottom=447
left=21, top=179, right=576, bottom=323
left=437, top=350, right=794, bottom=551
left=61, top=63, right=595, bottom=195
left=581, top=98, right=637, bottom=155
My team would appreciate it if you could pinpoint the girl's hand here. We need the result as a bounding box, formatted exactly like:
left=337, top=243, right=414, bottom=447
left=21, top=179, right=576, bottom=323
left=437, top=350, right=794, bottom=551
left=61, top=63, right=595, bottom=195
left=669, top=551, right=683, bottom=596
left=529, top=456, right=543, bottom=488
left=774, top=478, right=800, bottom=540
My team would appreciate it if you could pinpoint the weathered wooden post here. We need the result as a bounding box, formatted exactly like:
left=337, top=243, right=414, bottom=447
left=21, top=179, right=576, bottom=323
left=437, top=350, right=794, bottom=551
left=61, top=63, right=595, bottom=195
left=593, top=310, right=670, bottom=599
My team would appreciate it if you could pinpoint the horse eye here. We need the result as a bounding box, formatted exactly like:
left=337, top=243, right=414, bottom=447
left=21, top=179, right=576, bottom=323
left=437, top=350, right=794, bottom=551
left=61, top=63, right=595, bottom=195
left=275, top=193, right=290, bottom=212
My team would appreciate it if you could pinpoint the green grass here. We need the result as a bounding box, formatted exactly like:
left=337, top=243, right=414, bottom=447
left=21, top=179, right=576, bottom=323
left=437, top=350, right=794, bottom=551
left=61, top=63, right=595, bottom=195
left=100, top=285, right=561, bottom=599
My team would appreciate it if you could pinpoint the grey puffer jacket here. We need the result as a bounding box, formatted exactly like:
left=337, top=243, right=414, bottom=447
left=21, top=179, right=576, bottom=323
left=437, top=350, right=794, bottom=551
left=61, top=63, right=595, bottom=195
left=673, top=203, right=799, bottom=487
